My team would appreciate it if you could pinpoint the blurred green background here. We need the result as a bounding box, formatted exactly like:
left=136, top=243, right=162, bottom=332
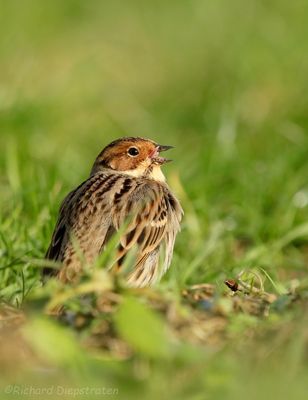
left=1, top=0, right=308, bottom=399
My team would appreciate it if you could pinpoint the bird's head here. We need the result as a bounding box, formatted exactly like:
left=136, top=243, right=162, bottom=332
left=90, top=137, right=173, bottom=182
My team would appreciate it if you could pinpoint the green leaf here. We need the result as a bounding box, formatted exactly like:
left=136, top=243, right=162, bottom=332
left=114, top=296, right=170, bottom=359
left=23, top=317, right=86, bottom=366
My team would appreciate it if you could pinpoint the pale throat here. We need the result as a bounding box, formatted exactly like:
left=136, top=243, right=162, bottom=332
left=124, top=164, right=166, bottom=182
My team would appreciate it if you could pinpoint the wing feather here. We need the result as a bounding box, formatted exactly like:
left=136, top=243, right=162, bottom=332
left=111, top=180, right=183, bottom=283
left=43, top=173, right=117, bottom=279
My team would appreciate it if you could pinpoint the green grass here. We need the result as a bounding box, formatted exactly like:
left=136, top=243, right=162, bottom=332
left=1, top=0, right=308, bottom=399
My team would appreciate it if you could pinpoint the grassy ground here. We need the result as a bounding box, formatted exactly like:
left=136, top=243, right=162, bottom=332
left=1, top=1, right=308, bottom=399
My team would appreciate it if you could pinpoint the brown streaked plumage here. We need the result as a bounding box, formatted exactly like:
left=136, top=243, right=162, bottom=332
left=44, top=137, right=183, bottom=287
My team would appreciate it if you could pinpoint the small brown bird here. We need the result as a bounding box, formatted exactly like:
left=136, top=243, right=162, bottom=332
left=44, top=137, right=183, bottom=287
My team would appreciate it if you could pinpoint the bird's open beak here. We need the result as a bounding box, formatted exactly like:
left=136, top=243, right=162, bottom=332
left=150, top=144, right=174, bottom=165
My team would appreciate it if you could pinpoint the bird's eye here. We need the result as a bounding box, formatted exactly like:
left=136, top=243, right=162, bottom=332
left=127, top=147, right=139, bottom=157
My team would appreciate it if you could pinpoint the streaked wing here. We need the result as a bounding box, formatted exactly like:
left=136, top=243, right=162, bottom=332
left=111, top=179, right=183, bottom=285
left=43, top=188, right=78, bottom=276
left=43, top=173, right=117, bottom=280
